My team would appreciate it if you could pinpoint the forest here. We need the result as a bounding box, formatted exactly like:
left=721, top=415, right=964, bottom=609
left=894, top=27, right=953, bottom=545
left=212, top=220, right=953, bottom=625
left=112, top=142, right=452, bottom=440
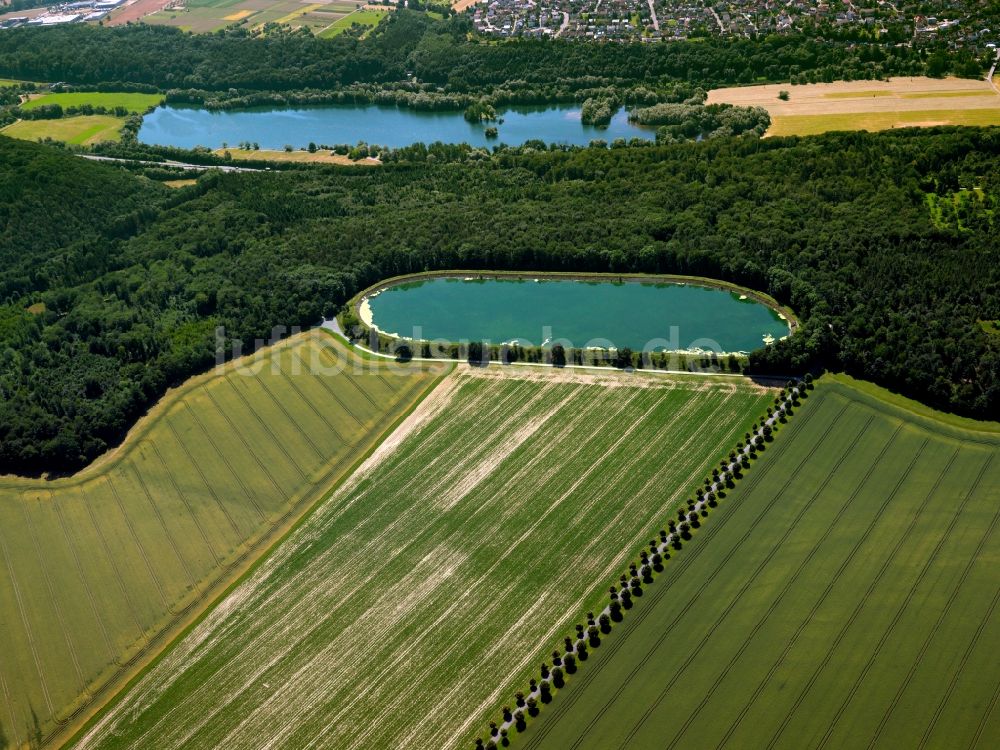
left=0, top=128, right=998, bottom=476
left=0, top=11, right=987, bottom=102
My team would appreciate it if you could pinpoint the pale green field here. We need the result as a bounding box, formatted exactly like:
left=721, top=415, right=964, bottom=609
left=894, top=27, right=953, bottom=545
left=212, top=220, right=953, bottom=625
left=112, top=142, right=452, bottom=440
left=317, top=8, right=386, bottom=37
left=72, top=367, right=774, bottom=750
left=523, top=376, right=1000, bottom=750
left=21, top=92, right=162, bottom=113
left=770, top=108, right=1000, bottom=137
left=0, top=332, right=443, bottom=749
left=0, top=115, right=124, bottom=145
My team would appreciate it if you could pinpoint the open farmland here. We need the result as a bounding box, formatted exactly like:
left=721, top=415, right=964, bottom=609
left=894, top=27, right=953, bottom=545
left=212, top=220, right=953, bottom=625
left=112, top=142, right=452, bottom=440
left=708, top=76, right=1000, bottom=137
left=144, top=0, right=362, bottom=34
left=73, top=366, right=775, bottom=750
left=523, top=375, right=1000, bottom=750
left=20, top=92, right=163, bottom=114
left=0, top=331, right=442, bottom=749
left=0, top=115, right=124, bottom=145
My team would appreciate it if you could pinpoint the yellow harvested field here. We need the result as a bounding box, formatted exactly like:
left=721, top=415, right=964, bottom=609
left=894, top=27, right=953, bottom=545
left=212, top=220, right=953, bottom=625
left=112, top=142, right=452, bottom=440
left=215, top=147, right=381, bottom=165
left=766, top=108, right=1000, bottom=137
left=452, top=0, right=481, bottom=10
left=274, top=2, right=323, bottom=24
left=223, top=9, right=254, bottom=20
left=708, top=77, right=1000, bottom=136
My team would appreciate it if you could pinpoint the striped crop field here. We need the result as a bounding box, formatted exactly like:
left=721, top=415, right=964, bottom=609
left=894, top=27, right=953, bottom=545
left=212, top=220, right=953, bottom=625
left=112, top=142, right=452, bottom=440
left=0, top=331, right=443, bottom=749
left=522, top=375, right=1000, bottom=750
left=72, top=366, right=775, bottom=750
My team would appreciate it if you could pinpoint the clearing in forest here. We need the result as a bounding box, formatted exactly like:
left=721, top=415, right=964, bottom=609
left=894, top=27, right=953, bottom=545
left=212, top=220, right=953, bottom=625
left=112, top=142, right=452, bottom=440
left=522, top=375, right=1000, bottom=750
left=708, top=76, right=1000, bottom=136
left=72, top=365, right=774, bottom=750
left=20, top=92, right=163, bottom=114
left=0, top=115, right=125, bottom=146
left=0, top=331, right=442, bottom=749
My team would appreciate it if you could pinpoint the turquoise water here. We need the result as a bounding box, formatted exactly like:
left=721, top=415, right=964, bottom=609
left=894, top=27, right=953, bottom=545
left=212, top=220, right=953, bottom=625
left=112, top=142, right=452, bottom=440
left=137, top=104, right=654, bottom=150
left=365, top=278, right=790, bottom=353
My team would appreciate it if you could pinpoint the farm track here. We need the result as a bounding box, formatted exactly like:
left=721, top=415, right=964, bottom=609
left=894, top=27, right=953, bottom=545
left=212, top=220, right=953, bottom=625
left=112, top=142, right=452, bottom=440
left=0, top=333, right=440, bottom=748
left=526, top=379, right=1000, bottom=750
left=75, top=367, right=773, bottom=750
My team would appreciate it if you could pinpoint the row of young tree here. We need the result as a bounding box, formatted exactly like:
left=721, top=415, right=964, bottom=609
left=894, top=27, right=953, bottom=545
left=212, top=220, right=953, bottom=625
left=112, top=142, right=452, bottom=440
left=472, top=383, right=809, bottom=748
left=0, top=127, right=998, bottom=475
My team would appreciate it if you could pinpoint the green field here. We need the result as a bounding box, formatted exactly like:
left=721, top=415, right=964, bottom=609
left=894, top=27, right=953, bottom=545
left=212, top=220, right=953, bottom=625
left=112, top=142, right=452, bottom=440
left=21, top=92, right=163, bottom=113
left=146, top=0, right=360, bottom=34
left=769, top=107, right=1000, bottom=136
left=0, top=332, right=442, bottom=749
left=0, top=115, right=125, bottom=145
left=316, top=8, right=387, bottom=37
left=72, top=367, right=774, bottom=750
left=522, top=376, right=1000, bottom=750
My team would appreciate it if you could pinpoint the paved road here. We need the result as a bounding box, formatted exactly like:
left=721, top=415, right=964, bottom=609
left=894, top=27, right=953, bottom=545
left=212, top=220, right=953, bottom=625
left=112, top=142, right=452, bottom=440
left=80, top=154, right=263, bottom=173
left=647, top=0, right=659, bottom=32
left=987, top=49, right=1000, bottom=94
left=556, top=11, right=570, bottom=37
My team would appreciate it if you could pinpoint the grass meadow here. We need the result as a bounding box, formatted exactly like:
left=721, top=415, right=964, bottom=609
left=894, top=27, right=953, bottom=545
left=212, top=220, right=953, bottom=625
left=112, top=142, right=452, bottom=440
left=0, top=115, right=125, bottom=145
left=20, top=92, right=163, bottom=113
left=71, top=366, right=774, bottom=750
left=522, top=376, right=1000, bottom=750
left=0, top=331, right=442, bottom=749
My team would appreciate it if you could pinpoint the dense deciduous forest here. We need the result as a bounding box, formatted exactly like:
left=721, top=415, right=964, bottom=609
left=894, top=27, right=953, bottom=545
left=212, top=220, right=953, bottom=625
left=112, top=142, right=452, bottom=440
left=0, top=11, right=984, bottom=99
left=0, top=129, right=998, bottom=475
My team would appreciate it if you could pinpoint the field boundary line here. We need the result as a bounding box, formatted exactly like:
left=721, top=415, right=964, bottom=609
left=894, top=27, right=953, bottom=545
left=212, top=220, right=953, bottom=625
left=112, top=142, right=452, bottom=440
left=522, top=387, right=835, bottom=749
left=663, top=427, right=929, bottom=749
left=765, top=436, right=991, bottom=750
left=625, top=417, right=896, bottom=750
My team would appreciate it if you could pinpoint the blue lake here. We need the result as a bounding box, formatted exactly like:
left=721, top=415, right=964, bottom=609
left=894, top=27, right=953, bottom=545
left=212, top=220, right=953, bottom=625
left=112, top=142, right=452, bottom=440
left=137, top=104, right=655, bottom=150
left=364, top=277, right=792, bottom=354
